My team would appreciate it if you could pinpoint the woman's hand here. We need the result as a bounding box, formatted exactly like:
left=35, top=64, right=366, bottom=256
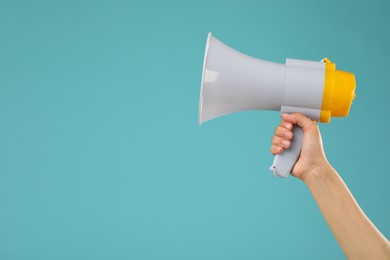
left=270, top=113, right=328, bottom=181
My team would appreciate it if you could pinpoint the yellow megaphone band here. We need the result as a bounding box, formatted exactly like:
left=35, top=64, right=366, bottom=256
left=320, top=58, right=356, bottom=123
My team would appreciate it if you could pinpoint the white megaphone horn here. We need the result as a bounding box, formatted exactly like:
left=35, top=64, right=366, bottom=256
left=198, top=33, right=356, bottom=178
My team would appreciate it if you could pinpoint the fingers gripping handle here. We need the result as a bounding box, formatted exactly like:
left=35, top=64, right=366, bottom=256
left=269, top=126, right=304, bottom=178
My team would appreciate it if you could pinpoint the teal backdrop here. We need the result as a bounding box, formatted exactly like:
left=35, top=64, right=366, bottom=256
left=1, top=0, right=389, bottom=259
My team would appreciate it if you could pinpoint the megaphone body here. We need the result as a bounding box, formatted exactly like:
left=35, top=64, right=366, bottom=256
left=199, top=33, right=356, bottom=178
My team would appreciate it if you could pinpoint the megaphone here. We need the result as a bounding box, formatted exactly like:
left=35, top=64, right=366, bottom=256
left=199, top=33, right=356, bottom=178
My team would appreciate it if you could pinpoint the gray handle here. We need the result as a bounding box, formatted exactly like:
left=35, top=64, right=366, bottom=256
left=269, top=125, right=304, bottom=178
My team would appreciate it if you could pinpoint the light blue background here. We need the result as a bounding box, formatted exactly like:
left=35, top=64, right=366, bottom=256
left=1, top=0, right=389, bottom=259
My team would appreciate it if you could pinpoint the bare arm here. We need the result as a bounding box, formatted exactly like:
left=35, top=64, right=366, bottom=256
left=305, top=162, right=390, bottom=259
left=271, top=113, right=390, bottom=260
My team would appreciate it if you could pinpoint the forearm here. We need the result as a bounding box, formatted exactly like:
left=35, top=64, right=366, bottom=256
left=305, top=163, right=390, bottom=260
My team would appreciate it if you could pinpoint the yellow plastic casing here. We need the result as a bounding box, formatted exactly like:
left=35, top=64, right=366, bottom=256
left=319, top=58, right=356, bottom=123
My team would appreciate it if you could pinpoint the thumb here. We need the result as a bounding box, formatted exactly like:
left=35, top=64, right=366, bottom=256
left=281, top=113, right=317, bottom=132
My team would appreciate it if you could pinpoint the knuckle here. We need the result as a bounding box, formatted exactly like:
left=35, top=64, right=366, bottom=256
left=270, top=145, right=280, bottom=154
left=272, top=136, right=282, bottom=145
left=275, top=126, right=283, bottom=134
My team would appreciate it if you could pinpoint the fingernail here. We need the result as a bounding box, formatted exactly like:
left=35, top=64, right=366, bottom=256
left=285, top=123, right=292, bottom=130
left=282, top=140, right=290, bottom=148
left=284, top=132, right=292, bottom=139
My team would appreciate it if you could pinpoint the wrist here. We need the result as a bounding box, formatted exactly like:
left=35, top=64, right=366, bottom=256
left=303, top=161, right=334, bottom=188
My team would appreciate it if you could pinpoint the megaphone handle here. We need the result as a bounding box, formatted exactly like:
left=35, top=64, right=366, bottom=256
left=269, top=125, right=304, bottom=178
